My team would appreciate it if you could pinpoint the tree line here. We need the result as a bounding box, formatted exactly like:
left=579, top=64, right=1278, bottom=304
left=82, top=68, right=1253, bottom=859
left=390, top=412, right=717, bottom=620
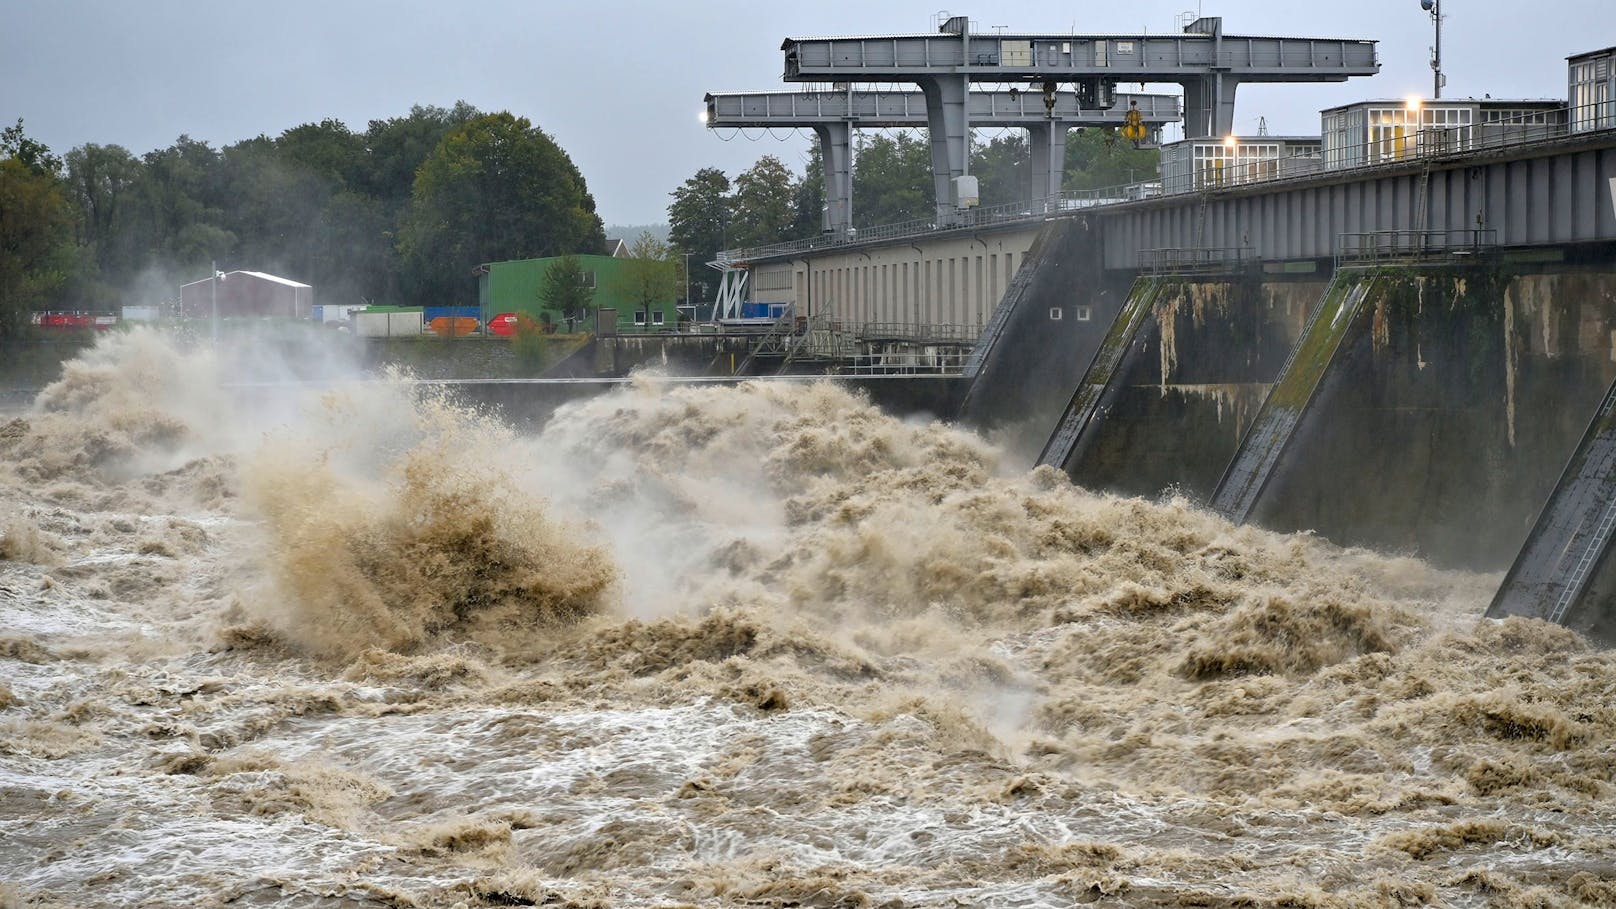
left=0, top=105, right=605, bottom=339
left=1, top=107, right=1160, bottom=338
left=667, top=129, right=1159, bottom=302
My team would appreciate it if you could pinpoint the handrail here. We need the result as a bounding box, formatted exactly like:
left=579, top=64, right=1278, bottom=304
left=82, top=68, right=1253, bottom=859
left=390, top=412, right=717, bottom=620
left=715, top=185, right=1145, bottom=264
left=1139, top=246, right=1252, bottom=272
left=1334, top=229, right=1498, bottom=265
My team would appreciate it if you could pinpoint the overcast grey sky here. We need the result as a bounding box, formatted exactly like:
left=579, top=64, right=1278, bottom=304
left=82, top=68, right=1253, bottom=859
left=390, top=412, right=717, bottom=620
left=3, top=0, right=1610, bottom=225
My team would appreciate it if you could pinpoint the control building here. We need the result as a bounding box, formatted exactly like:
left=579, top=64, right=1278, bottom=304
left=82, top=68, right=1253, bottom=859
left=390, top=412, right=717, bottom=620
left=1570, top=47, right=1616, bottom=132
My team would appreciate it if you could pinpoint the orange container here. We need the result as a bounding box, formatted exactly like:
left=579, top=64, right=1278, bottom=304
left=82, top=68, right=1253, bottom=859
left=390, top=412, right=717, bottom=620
left=427, top=316, right=481, bottom=336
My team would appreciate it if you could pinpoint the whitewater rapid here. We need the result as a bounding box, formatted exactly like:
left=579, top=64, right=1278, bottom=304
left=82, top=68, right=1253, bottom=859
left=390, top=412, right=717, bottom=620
left=2, top=329, right=1613, bottom=909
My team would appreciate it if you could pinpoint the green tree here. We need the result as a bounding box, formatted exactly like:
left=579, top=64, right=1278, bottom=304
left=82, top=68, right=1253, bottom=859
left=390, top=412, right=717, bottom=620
left=61, top=143, right=141, bottom=307
left=853, top=133, right=932, bottom=226
left=616, top=231, right=679, bottom=321
left=361, top=102, right=482, bottom=209
left=539, top=254, right=594, bottom=332
left=276, top=118, right=364, bottom=188
left=124, top=136, right=232, bottom=270
left=791, top=142, right=825, bottom=239
left=1, top=119, right=64, bottom=176
left=667, top=166, right=730, bottom=304
left=359, top=103, right=481, bottom=303
left=313, top=189, right=393, bottom=306
left=399, top=112, right=605, bottom=307
left=728, top=154, right=797, bottom=249
left=1063, top=128, right=1160, bottom=190
left=64, top=144, right=140, bottom=251
left=970, top=133, right=1029, bottom=206
left=0, top=154, right=77, bottom=337
left=216, top=136, right=329, bottom=280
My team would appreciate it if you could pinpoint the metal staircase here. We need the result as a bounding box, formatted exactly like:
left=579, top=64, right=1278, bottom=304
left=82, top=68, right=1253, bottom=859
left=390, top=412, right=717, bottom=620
left=733, top=310, right=798, bottom=375
left=1489, top=374, right=1616, bottom=634
left=1553, top=498, right=1616, bottom=624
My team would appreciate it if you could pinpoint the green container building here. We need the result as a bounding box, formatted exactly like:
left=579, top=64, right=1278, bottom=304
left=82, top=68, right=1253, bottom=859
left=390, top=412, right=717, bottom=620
left=476, top=254, right=680, bottom=333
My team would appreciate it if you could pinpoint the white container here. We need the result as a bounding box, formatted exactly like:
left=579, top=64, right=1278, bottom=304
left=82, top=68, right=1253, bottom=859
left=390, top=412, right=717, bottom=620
left=354, top=311, right=423, bottom=338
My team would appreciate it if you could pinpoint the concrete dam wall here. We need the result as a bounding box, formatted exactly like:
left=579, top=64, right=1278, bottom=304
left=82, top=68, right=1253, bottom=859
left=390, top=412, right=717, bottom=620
left=1042, top=273, right=1322, bottom=501
left=956, top=219, right=1137, bottom=462
left=1238, top=266, right=1616, bottom=568
left=1004, top=256, right=1616, bottom=571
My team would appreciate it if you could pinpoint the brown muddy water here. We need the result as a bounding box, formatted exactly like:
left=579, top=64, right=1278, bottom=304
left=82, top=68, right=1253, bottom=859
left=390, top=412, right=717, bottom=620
left=2, top=329, right=1614, bottom=908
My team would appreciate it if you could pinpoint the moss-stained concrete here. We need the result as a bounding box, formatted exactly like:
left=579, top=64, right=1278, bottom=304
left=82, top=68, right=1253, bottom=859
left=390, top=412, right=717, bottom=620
left=1040, top=276, right=1166, bottom=471
left=1250, top=265, right=1616, bottom=570
left=1063, top=273, right=1321, bottom=500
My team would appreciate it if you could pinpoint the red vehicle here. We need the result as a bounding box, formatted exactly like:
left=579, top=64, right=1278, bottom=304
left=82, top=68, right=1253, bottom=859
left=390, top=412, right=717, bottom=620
left=31, top=312, right=118, bottom=331
left=486, top=312, right=544, bottom=337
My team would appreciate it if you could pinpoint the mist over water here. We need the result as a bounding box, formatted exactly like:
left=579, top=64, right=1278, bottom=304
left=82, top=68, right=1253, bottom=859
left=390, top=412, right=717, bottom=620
left=3, top=328, right=1614, bottom=908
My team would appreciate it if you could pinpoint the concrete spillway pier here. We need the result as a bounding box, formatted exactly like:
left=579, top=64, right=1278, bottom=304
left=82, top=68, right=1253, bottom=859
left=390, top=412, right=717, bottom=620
left=1023, top=260, right=1616, bottom=570
left=1040, top=272, right=1321, bottom=502
left=1489, top=374, right=1616, bottom=644
left=1255, top=265, right=1615, bottom=568
left=1207, top=270, right=1377, bottom=524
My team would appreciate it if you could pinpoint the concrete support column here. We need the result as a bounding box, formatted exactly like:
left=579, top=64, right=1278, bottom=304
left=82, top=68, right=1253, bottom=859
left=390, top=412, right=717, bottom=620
left=1026, top=123, right=1069, bottom=205
left=813, top=123, right=854, bottom=237
left=1182, top=74, right=1241, bottom=138
left=919, top=74, right=970, bottom=226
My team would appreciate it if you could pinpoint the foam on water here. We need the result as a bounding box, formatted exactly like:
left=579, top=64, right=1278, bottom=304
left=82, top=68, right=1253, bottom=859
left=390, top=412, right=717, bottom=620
left=2, top=328, right=1615, bottom=909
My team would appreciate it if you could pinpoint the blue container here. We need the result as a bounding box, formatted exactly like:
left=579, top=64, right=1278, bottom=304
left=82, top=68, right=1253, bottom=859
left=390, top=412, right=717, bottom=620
left=424, top=306, right=480, bottom=321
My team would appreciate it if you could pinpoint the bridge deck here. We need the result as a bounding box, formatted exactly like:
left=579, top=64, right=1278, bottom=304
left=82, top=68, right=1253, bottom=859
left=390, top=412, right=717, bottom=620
left=704, top=90, right=1180, bottom=127
left=782, top=32, right=1378, bottom=82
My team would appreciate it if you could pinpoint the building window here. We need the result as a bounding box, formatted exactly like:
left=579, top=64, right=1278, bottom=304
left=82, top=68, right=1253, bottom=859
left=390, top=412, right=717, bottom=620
left=1366, top=105, right=1473, bottom=161
left=1075, top=305, right=1092, bottom=321
left=583, top=271, right=597, bottom=288
left=634, top=311, right=646, bottom=325
left=1191, top=141, right=1283, bottom=189
left=1570, top=56, right=1613, bottom=132
left=652, top=311, right=665, bottom=325
left=1049, top=307, right=1063, bottom=321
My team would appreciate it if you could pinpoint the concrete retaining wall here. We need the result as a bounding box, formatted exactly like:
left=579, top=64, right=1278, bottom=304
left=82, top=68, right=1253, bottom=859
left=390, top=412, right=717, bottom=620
left=1247, top=265, right=1616, bottom=568
left=1064, top=275, right=1321, bottom=499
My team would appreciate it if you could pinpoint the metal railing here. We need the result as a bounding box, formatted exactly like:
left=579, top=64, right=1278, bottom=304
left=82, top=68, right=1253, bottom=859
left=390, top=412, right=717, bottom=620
left=1335, top=229, right=1499, bottom=264
left=838, top=348, right=972, bottom=376
left=1158, top=153, right=1326, bottom=195
left=717, top=100, right=1615, bottom=265
left=716, top=183, right=1152, bottom=264
left=737, top=311, right=978, bottom=376
left=1139, top=246, right=1252, bottom=273
left=844, top=321, right=981, bottom=344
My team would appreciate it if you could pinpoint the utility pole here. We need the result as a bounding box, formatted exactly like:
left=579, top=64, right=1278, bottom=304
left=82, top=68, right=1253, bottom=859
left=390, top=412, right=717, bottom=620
left=1421, top=0, right=1445, bottom=99
left=210, top=260, right=219, bottom=343
left=683, top=251, right=696, bottom=324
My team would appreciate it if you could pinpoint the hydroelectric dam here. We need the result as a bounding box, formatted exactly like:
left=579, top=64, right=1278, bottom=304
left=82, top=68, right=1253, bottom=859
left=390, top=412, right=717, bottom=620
left=685, top=16, right=1616, bottom=644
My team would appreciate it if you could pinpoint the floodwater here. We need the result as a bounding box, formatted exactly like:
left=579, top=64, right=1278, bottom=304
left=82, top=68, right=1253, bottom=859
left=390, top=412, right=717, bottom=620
left=2, top=328, right=1614, bottom=909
